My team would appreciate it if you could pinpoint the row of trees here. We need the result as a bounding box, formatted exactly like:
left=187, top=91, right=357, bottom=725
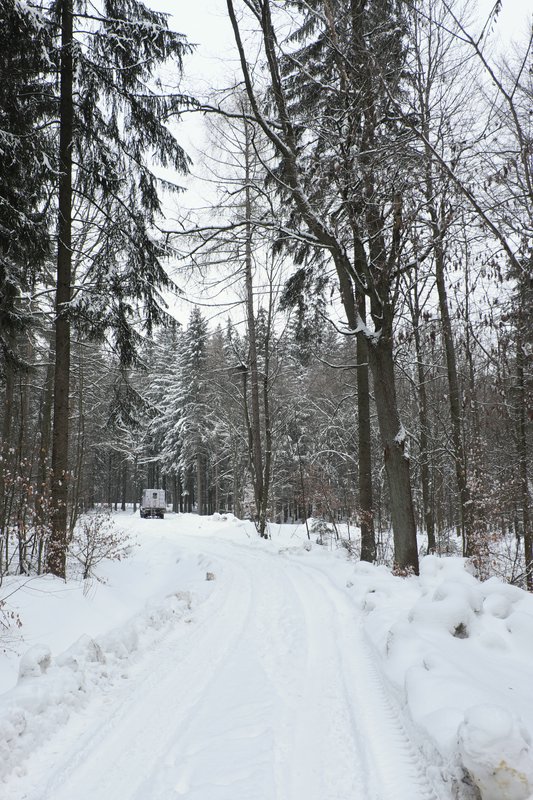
left=214, top=0, right=532, bottom=578
left=0, top=282, right=529, bottom=583
left=0, top=0, right=531, bottom=584
left=1, top=0, right=191, bottom=576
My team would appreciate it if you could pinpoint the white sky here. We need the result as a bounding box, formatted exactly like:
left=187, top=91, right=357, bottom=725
left=165, top=0, right=533, bottom=206
left=153, top=0, right=533, bottom=324
left=168, top=0, right=533, bottom=90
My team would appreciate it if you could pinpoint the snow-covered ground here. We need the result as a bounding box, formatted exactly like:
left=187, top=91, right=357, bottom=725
left=1, top=512, right=533, bottom=800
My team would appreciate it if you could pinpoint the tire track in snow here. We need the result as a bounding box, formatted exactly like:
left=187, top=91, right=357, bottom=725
left=10, top=551, right=256, bottom=800
left=288, top=559, right=448, bottom=800
left=133, top=546, right=283, bottom=800
left=7, top=534, right=452, bottom=800
left=224, top=542, right=447, bottom=800
left=171, top=538, right=448, bottom=800
left=260, top=555, right=367, bottom=800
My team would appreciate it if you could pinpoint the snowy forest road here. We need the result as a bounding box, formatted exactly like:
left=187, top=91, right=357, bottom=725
left=11, top=532, right=447, bottom=800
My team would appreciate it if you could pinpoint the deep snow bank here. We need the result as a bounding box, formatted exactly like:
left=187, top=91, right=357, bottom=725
left=0, top=590, right=194, bottom=782
left=0, top=517, right=218, bottom=784
left=349, top=554, right=533, bottom=799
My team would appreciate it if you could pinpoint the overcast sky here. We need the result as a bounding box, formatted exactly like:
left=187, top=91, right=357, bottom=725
left=170, top=0, right=533, bottom=85
left=162, top=0, right=533, bottom=205
left=156, top=0, right=533, bottom=320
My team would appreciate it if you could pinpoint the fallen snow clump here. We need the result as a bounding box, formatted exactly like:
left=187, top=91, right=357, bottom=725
left=458, top=704, right=533, bottom=800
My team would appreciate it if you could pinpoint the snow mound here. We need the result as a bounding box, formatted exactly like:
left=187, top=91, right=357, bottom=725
left=0, top=592, right=193, bottom=783
left=407, top=580, right=480, bottom=639
left=358, top=554, right=533, bottom=795
left=483, top=593, right=513, bottom=619
left=506, top=611, right=533, bottom=653
left=458, top=704, right=533, bottom=800
left=18, top=645, right=52, bottom=680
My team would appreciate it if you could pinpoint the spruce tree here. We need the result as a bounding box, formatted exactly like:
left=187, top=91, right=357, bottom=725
left=159, top=308, right=212, bottom=516
left=45, top=0, right=192, bottom=576
left=0, top=1, right=54, bottom=370
left=0, top=1, right=56, bottom=542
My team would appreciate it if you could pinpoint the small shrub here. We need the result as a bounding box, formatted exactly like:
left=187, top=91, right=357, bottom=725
left=0, top=594, right=22, bottom=653
left=340, top=537, right=359, bottom=560
left=69, top=509, right=133, bottom=580
left=310, top=518, right=335, bottom=546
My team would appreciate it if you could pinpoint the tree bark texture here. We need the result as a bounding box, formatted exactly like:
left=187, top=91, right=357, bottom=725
left=516, top=313, right=532, bottom=591
left=196, top=452, right=205, bottom=515
left=48, top=0, right=73, bottom=578
left=434, top=242, right=471, bottom=556
left=368, top=325, right=419, bottom=574
left=411, top=288, right=435, bottom=552
left=357, top=298, right=376, bottom=562
left=243, top=127, right=267, bottom=536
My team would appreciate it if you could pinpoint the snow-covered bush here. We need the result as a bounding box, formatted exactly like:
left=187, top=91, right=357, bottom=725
left=310, top=517, right=337, bottom=546
left=68, top=509, right=133, bottom=580
left=0, top=596, right=22, bottom=652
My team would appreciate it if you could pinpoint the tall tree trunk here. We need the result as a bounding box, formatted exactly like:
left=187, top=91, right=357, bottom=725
left=69, top=342, right=85, bottom=534
left=214, top=458, right=219, bottom=513
left=121, top=460, right=127, bottom=512
left=35, top=337, right=54, bottom=570
left=172, top=473, right=178, bottom=513
left=357, top=297, right=376, bottom=562
left=196, top=452, right=204, bottom=515
left=434, top=237, right=471, bottom=556
left=243, top=123, right=267, bottom=536
left=0, top=354, right=15, bottom=543
left=410, top=279, right=435, bottom=553
left=368, top=316, right=419, bottom=574
left=516, top=299, right=532, bottom=590
left=260, top=352, right=272, bottom=536
left=48, top=0, right=73, bottom=578
left=15, top=345, right=31, bottom=575
left=422, top=105, right=471, bottom=555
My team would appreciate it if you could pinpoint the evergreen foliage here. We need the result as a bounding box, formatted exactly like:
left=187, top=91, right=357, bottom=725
left=54, top=0, right=193, bottom=361
left=0, top=0, right=55, bottom=369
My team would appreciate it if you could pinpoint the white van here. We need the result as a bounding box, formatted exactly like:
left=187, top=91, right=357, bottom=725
left=140, top=489, right=166, bottom=519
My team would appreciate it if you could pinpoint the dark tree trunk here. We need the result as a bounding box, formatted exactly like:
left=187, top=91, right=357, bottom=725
left=243, top=124, right=268, bottom=537
left=0, top=355, right=15, bottom=540
left=434, top=241, right=471, bottom=556
left=516, top=313, right=532, bottom=590
left=357, top=297, right=376, bottom=562
left=35, top=339, right=54, bottom=571
left=121, top=460, right=127, bottom=512
left=172, top=474, right=178, bottom=513
left=69, top=344, right=85, bottom=534
left=368, top=320, right=419, bottom=574
left=410, top=283, right=435, bottom=552
left=48, top=0, right=73, bottom=578
left=196, top=453, right=205, bottom=515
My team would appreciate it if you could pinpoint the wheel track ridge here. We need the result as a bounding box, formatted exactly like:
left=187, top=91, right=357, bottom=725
left=23, top=553, right=254, bottom=800
left=288, top=557, right=449, bottom=800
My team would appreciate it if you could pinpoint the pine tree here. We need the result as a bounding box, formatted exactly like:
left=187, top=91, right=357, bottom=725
left=0, top=1, right=54, bottom=378
left=159, top=308, right=212, bottom=516
left=45, top=0, right=192, bottom=576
